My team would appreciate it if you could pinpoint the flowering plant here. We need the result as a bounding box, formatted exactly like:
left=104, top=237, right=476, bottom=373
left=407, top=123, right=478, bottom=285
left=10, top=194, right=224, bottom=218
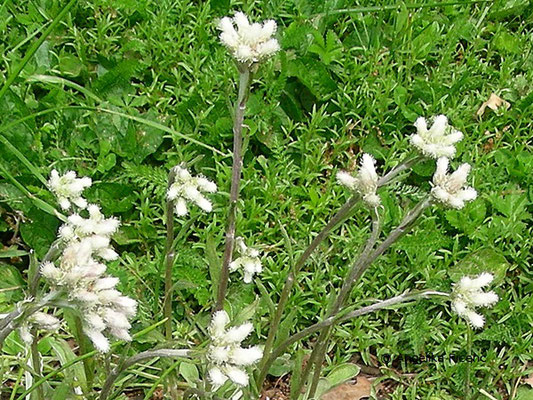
left=0, top=8, right=507, bottom=400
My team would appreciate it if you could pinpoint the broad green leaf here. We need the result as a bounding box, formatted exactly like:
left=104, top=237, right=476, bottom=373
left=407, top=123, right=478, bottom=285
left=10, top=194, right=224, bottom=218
left=48, top=337, right=88, bottom=391
left=448, top=248, right=510, bottom=285
left=0, top=247, right=28, bottom=258
left=315, top=362, right=361, bottom=398
left=20, top=207, right=59, bottom=258
left=179, top=362, right=199, bottom=386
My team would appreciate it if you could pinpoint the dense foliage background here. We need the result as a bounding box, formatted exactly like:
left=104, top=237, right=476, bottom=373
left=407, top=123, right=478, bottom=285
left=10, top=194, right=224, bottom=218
left=0, top=0, right=532, bottom=398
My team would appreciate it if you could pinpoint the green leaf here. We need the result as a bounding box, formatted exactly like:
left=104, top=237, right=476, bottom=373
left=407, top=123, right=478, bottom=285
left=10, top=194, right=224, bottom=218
left=445, top=199, right=487, bottom=235
left=87, top=183, right=135, bottom=214
left=448, top=248, right=510, bottom=285
left=20, top=207, right=59, bottom=258
left=179, top=362, right=199, bottom=387
left=48, top=337, right=88, bottom=391
left=315, top=362, right=361, bottom=398
left=0, top=247, right=28, bottom=258
left=205, top=235, right=220, bottom=300
left=0, top=262, right=25, bottom=306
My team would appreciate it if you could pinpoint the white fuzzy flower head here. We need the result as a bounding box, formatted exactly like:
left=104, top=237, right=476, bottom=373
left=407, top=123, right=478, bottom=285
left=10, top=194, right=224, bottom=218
left=40, top=171, right=137, bottom=353
left=207, top=311, right=263, bottom=387
left=48, top=169, right=92, bottom=210
left=410, top=115, right=463, bottom=159
left=218, top=12, right=280, bottom=65
left=229, top=237, right=262, bottom=283
left=452, top=272, right=498, bottom=329
left=431, top=157, right=477, bottom=209
left=167, top=165, right=217, bottom=217
left=337, top=153, right=380, bottom=207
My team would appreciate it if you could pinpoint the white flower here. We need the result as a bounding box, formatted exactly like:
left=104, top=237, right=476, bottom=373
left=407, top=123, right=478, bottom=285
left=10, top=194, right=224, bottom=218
left=431, top=157, right=477, bottom=209
left=229, top=238, right=262, bottom=283
left=167, top=165, right=217, bottom=216
left=337, top=153, right=381, bottom=207
left=30, top=312, right=61, bottom=331
left=411, top=115, right=464, bottom=159
left=452, top=272, right=498, bottom=329
left=218, top=12, right=280, bottom=64
left=207, top=311, right=262, bottom=387
left=40, top=171, right=137, bottom=353
left=48, top=169, right=92, bottom=210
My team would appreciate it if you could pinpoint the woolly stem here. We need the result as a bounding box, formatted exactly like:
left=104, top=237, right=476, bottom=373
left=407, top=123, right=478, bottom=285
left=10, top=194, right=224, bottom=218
left=304, top=209, right=381, bottom=398
left=0, top=291, right=60, bottom=349
left=30, top=332, right=44, bottom=400
left=257, top=195, right=359, bottom=388
left=98, top=349, right=190, bottom=400
left=258, top=156, right=422, bottom=389
left=215, top=67, right=252, bottom=311
left=263, top=290, right=449, bottom=381
left=305, top=197, right=432, bottom=399
left=164, top=167, right=178, bottom=340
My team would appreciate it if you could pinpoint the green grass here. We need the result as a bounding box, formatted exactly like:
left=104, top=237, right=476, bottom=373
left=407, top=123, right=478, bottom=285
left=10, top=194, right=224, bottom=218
left=0, top=0, right=532, bottom=399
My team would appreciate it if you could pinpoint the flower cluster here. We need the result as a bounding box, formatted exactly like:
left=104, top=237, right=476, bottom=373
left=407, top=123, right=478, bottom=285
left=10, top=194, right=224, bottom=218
left=431, top=157, right=477, bottom=209
left=229, top=237, right=262, bottom=283
left=167, top=165, right=217, bottom=217
left=218, top=12, right=280, bottom=65
left=337, top=153, right=381, bottom=207
left=208, top=311, right=263, bottom=387
left=411, top=115, right=464, bottom=159
left=42, top=172, right=136, bottom=353
left=452, top=272, right=498, bottom=328
left=47, top=169, right=92, bottom=210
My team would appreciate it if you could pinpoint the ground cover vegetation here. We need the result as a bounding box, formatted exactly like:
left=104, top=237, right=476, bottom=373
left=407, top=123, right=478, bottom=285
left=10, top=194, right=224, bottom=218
left=0, top=0, right=532, bottom=399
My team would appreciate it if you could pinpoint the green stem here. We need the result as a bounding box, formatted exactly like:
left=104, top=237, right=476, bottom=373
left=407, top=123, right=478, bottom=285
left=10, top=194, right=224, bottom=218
left=466, top=325, right=472, bottom=400
left=164, top=167, right=178, bottom=340
left=215, top=67, right=252, bottom=311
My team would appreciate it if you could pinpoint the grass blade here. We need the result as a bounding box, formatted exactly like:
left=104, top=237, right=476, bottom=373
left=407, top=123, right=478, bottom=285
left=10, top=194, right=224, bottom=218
left=0, top=0, right=77, bottom=103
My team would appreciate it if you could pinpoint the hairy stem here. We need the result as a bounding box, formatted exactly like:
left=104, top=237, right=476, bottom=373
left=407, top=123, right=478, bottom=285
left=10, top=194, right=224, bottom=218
left=30, top=333, right=44, bottom=400
left=304, top=209, right=381, bottom=398
left=98, top=349, right=190, bottom=400
left=164, top=168, right=178, bottom=340
left=257, top=195, right=360, bottom=387
left=259, top=155, right=422, bottom=389
left=0, top=291, right=60, bottom=349
left=28, top=241, right=62, bottom=298
left=305, top=198, right=432, bottom=398
left=377, top=155, right=423, bottom=186
left=215, top=67, right=252, bottom=311
left=263, top=291, right=449, bottom=380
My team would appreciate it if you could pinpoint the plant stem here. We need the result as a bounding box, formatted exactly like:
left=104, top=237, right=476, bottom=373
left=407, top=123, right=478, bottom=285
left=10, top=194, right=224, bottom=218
left=305, top=209, right=381, bottom=398
left=258, top=156, right=422, bottom=389
left=215, top=67, right=252, bottom=311
left=377, top=156, right=423, bottom=187
left=466, top=325, right=472, bottom=400
left=257, top=195, right=359, bottom=387
left=305, top=197, right=432, bottom=399
left=30, top=333, right=44, bottom=400
left=262, top=291, right=449, bottom=378
left=0, top=291, right=60, bottom=348
left=98, top=349, right=190, bottom=400
left=164, top=168, right=178, bottom=340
